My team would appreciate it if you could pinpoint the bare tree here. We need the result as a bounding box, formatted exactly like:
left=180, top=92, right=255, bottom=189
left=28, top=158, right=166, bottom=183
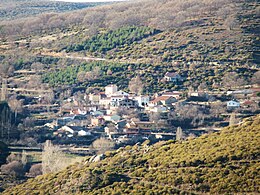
left=106, top=123, right=117, bottom=134
left=224, top=16, right=238, bottom=30
left=0, top=63, right=14, bottom=77
left=42, top=140, right=68, bottom=174
left=27, top=75, right=42, bottom=89
left=251, top=71, right=260, bottom=86
left=8, top=95, right=23, bottom=122
left=21, top=150, right=28, bottom=167
left=170, top=104, right=207, bottom=127
left=198, top=82, right=208, bottom=92
left=149, top=112, right=160, bottom=123
left=23, top=117, right=35, bottom=130
left=176, top=127, right=184, bottom=141
left=42, top=91, right=55, bottom=113
left=129, top=76, right=144, bottom=95
left=229, top=112, right=237, bottom=126
left=92, top=138, right=115, bottom=154
left=0, top=78, right=8, bottom=101
left=149, top=112, right=161, bottom=130
left=106, top=69, right=113, bottom=75
left=77, top=71, right=86, bottom=83
left=92, top=66, right=102, bottom=79
left=73, top=91, right=90, bottom=108
left=210, top=102, right=226, bottom=118
left=59, top=89, right=72, bottom=101
left=6, top=153, right=21, bottom=163
left=31, top=62, right=45, bottom=73
left=222, top=72, right=245, bottom=89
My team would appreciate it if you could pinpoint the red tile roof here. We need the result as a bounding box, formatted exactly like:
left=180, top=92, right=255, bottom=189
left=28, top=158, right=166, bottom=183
left=150, top=96, right=171, bottom=103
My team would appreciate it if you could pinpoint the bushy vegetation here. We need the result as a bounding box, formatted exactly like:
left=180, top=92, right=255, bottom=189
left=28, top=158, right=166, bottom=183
left=4, top=115, right=260, bottom=194
left=66, top=26, right=160, bottom=54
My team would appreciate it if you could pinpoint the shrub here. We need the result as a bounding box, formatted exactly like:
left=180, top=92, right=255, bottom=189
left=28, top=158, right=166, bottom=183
left=29, top=163, right=43, bottom=177
left=0, top=161, right=25, bottom=177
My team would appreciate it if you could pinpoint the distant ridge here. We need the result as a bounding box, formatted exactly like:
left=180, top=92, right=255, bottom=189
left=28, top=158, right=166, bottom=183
left=53, top=0, right=128, bottom=2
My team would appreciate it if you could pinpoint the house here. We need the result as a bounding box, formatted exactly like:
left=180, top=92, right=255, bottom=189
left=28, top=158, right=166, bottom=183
left=149, top=96, right=177, bottom=107
left=241, top=100, right=254, bottom=108
left=161, top=91, right=182, bottom=99
left=99, top=98, right=111, bottom=108
left=227, top=100, right=240, bottom=110
left=227, top=89, right=252, bottom=96
left=112, top=90, right=129, bottom=96
left=114, top=119, right=127, bottom=129
left=103, top=114, right=121, bottom=122
left=105, top=84, right=118, bottom=97
left=57, top=125, right=90, bottom=136
left=127, top=121, right=160, bottom=131
left=57, top=116, right=75, bottom=126
left=91, top=110, right=104, bottom=117
left=70, top=108, right=87, bottom=115
left=86, top=105, right=98, bottom=112
left=149, top=105, right=167, bottom=113
left=119, top=98, right=138, bottom=108
left=91, top=117, right=105, bottom=126
left=189, top=91, right=208, bottom=99
left=44, top=122, right=58, bottom=129
left=134, top=95, right=150, bottom=107
left=58, top=125, right=75, bottom=134
left=110, top=95, right=128, bottom=106
left=164, top=72, right=182, bottom=82
left=78, top=130, right=91, bottom=136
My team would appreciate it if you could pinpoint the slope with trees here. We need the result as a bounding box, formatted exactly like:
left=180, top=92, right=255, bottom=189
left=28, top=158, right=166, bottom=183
left=3, top=115, right=260, bottom=194
left=0, top=0, right=258, bottom=94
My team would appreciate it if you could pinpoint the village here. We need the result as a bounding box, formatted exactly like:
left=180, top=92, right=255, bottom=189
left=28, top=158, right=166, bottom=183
left=4, top=69, right=257, bottom=153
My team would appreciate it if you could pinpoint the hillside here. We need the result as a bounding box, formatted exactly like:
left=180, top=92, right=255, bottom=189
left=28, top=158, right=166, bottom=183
left=0, top=0, right=105, bottom=21
left=3, top=115, right=260, bottom=194
left=0, top=0, right=259, bottom=94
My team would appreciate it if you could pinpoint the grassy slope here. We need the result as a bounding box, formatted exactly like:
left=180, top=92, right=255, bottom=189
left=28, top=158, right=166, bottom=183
left=4, top=115, right=260, bottom=194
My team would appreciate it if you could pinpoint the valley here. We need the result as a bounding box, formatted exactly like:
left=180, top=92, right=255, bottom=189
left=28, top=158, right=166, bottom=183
left=0, top=0, right=259, bottom=194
